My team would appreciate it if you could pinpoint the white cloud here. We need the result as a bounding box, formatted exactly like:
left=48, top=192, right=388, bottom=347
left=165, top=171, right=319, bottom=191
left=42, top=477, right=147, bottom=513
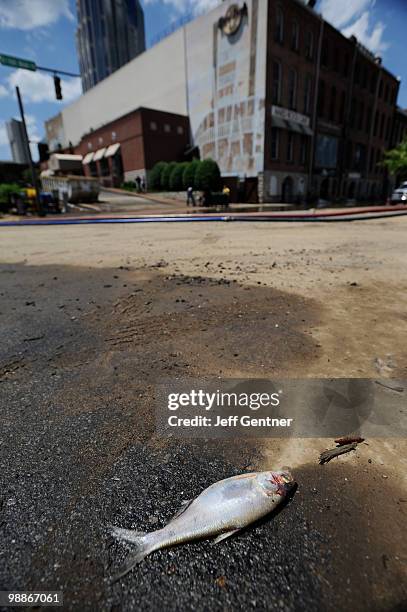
left=143, top=0, right=221, bottom=17
left=0, top=84, right=8, bottom=98
left=6, top=69, right=82, bottom=104
left=319, top=0, right=388, bottom=56
left=0, top=0, right=73, bottom=31
left=342, top=11, right=388, bottom=55
left=319, top=0, right=373, bottom=28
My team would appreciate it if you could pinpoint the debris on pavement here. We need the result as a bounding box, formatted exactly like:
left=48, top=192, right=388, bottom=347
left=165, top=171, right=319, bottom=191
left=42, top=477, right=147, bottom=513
left=319, top=442, right=358, bottom=464
left=334, top=436, right=365, bottom=446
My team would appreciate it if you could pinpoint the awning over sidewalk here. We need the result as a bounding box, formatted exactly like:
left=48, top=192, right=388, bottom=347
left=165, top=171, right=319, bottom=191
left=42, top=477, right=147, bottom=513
left=93, top=147, right=106, bottom=161
left=104, top=143, right=121, bottom=158
left=82, top=152, right=94, bottom=164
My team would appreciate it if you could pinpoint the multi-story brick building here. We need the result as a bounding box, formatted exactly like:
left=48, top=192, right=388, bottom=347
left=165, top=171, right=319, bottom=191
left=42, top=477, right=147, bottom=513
left=75, top=108, right=190, bottom=186
left=263, top=0, right=400, bottom=203
left=45, top=0, right=402, bottom=203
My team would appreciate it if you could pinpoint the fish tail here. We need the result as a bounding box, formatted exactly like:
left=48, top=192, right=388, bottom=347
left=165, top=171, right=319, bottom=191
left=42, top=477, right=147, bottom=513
left=111, top=527, right=155, bottom=580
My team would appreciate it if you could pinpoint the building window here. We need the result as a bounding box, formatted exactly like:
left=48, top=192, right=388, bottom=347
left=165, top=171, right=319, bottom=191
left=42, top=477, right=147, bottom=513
left=271, top=127, right=280, bottom=160
left=275, top=6, right=284, bottom=44
left=380, top=113, right=385, bottom=139
left=286, top=132, right=294, bottom=162
left=329, top=86, right=336, bottom=122
left=333, top=47, right=340, bottom=72
left=300, top=136, right=308, bottom=165
left=374, top=110, right=379, bottom=136
left=87, top=142, right=92, bottom=150
left=362, top=65, right=368, bottom=88
left=358, top=102, right=364, bottom=130
left=150, top=121, right=157, bottom=131
left=317, top=79, right=325, bottom=117
left=321, top=39, right=329, bottom=67
left=98, top=136, right=103, bottom=144
left=177, top=126, right=184, bottom=135
left=111, top=131, right=116, bottom=141
left=303, top=74, right=312, bottom=114
left=291, top=20, right=299, bottom=51
left=164, top=124, right=171, bottom=133
left=272, top=61, right=282, bottom=105
left=349, top=98, right=356, bottom=128
left=343, top=54, right=350, bottom=77
left=288, top=68, right=297, bottom=109
left=354, top=62, right=360, bottom=84
left=369, top=148, right=375, bottom=173
left=339, top=91, right=346, bottom=123
left=354, top=143, right=366, bottom=171
left=305, top=30, right=314, bottom=60
left=366, top=106, right=372, bottom=133
left=386, top=116, right=391, bottom=141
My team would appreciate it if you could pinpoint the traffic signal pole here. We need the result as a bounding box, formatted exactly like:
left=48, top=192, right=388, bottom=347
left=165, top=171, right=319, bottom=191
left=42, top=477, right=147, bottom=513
left=15, top=85, right=44, bottom=217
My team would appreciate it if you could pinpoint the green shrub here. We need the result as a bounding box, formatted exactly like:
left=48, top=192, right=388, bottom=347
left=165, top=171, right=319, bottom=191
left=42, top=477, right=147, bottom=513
left=121, top=181, right=135, bottom=191
left=169, top=162, right=188, bottom=191
left=0, top=183, right=22, bottom=204
left=161, top=161, right=177, bottom=191
left=195, top=158, right=221, bottom=191
left=149, top=162, right=168, bottom=191
left=182, top=159, right=200, bottom=190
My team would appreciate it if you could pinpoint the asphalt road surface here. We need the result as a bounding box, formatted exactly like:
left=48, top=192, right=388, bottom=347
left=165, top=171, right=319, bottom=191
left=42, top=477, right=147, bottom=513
left=0, top=220, right=406, bottom=611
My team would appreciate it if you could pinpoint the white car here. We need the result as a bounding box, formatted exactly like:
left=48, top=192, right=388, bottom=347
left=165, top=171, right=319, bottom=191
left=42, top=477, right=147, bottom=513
left=391, top=181, right=407, bottom=204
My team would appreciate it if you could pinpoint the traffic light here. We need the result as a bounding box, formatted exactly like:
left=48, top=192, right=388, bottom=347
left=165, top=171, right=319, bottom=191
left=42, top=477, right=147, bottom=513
left=54, top=75, right=62, bottom=100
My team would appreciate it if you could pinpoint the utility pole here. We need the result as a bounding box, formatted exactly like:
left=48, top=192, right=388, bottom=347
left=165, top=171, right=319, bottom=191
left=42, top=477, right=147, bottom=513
left=15, top=86, right=44, bottom=216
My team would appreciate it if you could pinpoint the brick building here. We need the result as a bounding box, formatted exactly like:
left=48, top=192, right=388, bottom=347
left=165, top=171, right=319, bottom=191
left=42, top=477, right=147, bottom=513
left=75, top=107, right=190, bottom=186
left=263, top=0, right=400, bottom=203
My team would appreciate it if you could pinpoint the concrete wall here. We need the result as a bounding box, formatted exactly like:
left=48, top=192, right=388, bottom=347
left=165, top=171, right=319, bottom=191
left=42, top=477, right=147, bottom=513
left=185, top=0, right=268, bottom=178
left=57, top=29, right=187, bottom=147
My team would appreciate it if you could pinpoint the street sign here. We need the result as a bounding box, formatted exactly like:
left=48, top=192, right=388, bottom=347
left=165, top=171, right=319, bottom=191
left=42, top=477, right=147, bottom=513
left=0, top=53, right=37, bottom=71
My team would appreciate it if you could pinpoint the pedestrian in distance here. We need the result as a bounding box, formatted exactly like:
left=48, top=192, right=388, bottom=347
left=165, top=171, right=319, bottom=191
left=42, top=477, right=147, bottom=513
left=135, top=176, right=142, bottom=192
left=186, top=186, right=196, bottom=207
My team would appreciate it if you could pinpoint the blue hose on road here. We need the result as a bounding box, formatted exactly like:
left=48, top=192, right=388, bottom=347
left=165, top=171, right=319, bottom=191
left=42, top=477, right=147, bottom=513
left=1, top=210, right=407, bottom=227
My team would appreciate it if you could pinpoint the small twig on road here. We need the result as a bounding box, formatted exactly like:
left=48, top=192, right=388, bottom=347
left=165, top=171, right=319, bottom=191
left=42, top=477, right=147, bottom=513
left=334, top=436, right=364, bottom=446
left=319, top=442, right=358, bottom=464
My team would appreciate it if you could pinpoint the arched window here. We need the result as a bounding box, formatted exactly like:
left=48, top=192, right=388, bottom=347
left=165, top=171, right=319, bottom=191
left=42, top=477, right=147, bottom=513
left=275, top=6, right=284, bottom=44
left=291, top=20, right=299, bottom=51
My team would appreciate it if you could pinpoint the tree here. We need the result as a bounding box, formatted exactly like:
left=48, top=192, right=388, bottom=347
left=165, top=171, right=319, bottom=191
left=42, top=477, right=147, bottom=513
left=183, top=160, right=200, bottom=190
left=383, top=139, right=407, bottom=180
left=169, top=162, right=188, bottom=191
left=195, top=158, right=221, bottom=191
left=149, top=162, right=168, bottom=190
left=161, top=161, right=177, bottom=191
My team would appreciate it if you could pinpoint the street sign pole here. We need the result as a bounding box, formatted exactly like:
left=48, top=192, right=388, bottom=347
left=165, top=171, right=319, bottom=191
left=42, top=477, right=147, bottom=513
left=15, top=86, right=44, bottom=217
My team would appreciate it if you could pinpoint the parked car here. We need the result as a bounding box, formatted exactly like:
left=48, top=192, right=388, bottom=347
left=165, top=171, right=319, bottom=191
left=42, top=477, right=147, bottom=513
left=390, top=181, right=407, bottom=204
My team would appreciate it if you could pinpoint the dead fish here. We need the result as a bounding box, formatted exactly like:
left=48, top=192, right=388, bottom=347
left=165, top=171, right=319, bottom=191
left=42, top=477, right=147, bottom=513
left=111, top=468, right=295, bottom=579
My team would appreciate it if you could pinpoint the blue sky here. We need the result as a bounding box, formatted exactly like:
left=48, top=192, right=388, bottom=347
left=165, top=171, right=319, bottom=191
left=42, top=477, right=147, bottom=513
left=0, top=0, right=406, bottom=161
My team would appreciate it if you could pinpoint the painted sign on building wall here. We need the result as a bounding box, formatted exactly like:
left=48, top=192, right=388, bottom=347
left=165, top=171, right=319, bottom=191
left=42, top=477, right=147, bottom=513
left=186, top=0, right=268, bottom=177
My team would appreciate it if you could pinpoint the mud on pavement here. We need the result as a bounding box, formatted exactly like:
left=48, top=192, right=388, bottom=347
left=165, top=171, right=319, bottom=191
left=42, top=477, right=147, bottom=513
left=0, top=261, right=406, bottom=611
